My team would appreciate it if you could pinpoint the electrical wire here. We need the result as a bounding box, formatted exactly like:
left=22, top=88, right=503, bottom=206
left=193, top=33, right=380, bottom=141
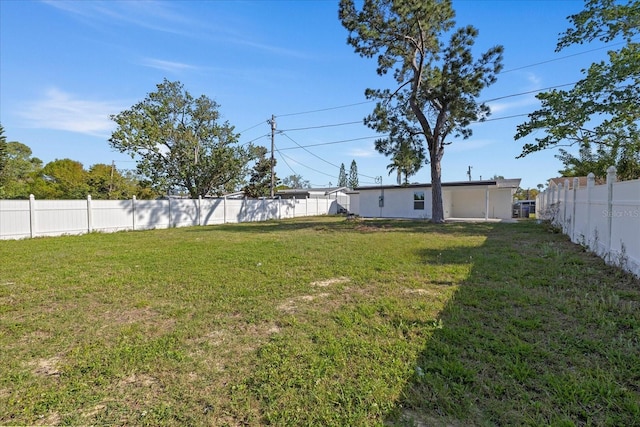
left=499, top=40, right=631, bottom=74
left=274, top=143, right=299, bottom=177
left=277, top=100, right=374, bottom=118
left=279, top=132, right=379, bottom=180
left=275, top=135, right=382, bottom=151
left=279, top=120, right=363, bottom=132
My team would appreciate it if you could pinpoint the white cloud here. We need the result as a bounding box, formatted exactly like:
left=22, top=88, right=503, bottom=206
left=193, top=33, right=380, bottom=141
left=488, top=96, right=540, bottom=115
left=42, top=0, right=196, bottom=36
left=447, top=139, right=495, bottom=153
left=19, top=88, right=123, bottom=137
left=140, top=58, right=198, bottom=73
left=347, top=147, right=378, bottom=158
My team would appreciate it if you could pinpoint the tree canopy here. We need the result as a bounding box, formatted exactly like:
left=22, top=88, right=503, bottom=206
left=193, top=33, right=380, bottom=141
left=338, top=163, right=348, bottom=187
left=348, top=160, right=359, bottom=189
left=515, top=0, right=640, bottom=180
left=281, top=174, right=311, bottom=189
left=243, top=146, right=277, bottom=198
left=340, top=0, right=503, bottom=222
left=110, top=79, right=254, bottom=198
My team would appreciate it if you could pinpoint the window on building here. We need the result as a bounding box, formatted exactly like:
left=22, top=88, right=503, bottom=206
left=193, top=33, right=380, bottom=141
left=414, top=191, right=424, bottom=210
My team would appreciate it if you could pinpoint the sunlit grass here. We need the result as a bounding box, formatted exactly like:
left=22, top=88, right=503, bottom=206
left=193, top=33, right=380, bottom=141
left=0, top=217, right=638, bottom=426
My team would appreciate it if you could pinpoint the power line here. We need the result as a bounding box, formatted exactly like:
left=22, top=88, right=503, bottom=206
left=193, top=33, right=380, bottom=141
left=277, top=150, right=337, bottom=179
left=279, top=120, right=363, bottom=132
left=276, top=135, right=382, bottom=151
left=280, top=132, right=343, bottom=170
left=279, top=132, right=380, bottom=180
left=499, top=40, right=630, bottom=74
left=482, top=81, right=578, bottom=103
left=274, top=143, right=299, bottom=177
left=239, top=120, right=268, bottom=134
left=277, top=100, right=374, bottom=118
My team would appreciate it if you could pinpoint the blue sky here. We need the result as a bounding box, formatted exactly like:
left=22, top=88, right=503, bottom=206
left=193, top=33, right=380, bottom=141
left=0, top=0, right=611, bottom=190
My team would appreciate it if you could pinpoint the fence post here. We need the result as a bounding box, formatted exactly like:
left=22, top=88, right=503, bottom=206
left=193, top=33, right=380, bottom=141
left=278, top=196, right=282, bottom=220
left=606, top=166, right=617, bottom=262
left=262, top=197, right=266, bottom=220
left=87, top=195, right=93, bottom=233
left=29, top=194, right=36, bottom=238
left=563, top=179, right=570, bottom=233
left=198, top=196, right=202, bottom=226
left=571, top=178, right=579, bottom=242
left=132, top=196, right=137, bottom=230
left=293, top=196, right=296, bottom=218
left=306, top=196, right=308, bottom=217
left=586, top=173, right=594, bottom=248
left=168, top=197, right=172, bottom=228
left=223, top=196, right=227, bottom=224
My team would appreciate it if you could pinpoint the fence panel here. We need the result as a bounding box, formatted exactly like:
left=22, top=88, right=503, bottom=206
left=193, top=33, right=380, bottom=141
left=537, top=172, right=639, bottom=277
left=134, top=200, right=170, bottom=230
left=34, top=200, right=88, bottom=237
left=0, top=200, right=31, bottom=239
left=91, top=200, right=134, bottom=232
left=201, top=198, right=226, bottom=225
left=0, top=194, right=347, bottom=240
left=610, top=180, right=640, bottom=273
left=170, top=199, right=199, bottom=228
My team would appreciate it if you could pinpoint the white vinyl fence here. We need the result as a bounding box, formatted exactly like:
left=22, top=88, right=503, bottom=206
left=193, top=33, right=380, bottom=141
left=536, top=167, right=640, bottom=277
left=0, top=194, right=350, bottom=240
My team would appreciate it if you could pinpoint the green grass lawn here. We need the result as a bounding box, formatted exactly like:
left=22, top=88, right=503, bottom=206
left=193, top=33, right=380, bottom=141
left=1, top=217, right=638, bottom=426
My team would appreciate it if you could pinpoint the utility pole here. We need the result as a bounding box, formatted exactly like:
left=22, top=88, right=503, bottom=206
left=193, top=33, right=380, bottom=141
left=467, top=165, right=473, bottom=181
left=109, top=160, right=115, bottom=199
left=269, top=114, right=276, bottom=198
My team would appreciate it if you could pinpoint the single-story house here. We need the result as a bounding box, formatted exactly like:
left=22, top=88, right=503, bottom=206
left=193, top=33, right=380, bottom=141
left=351, top=179, right=521, bottom=220
left=275, top=187, right=349, bottom=199
left=275, top=187, right=351, bottom=214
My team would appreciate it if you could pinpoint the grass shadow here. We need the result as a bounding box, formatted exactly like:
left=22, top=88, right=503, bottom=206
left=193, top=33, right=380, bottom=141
left=392, top=221, right=640, bottom=426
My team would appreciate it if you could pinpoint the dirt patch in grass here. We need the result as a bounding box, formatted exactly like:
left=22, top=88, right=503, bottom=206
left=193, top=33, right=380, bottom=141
left=310, top=277, right=350, bottom=287
left=277, top=293, right=331, bottom=313
left=30, top=356, right=62, bottom=377
left=95, top=306, right=176, bottom=338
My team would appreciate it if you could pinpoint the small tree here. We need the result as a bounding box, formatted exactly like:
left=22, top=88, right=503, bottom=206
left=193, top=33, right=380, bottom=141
left=338, top=163, right=348, bottom=187
left=381, top=138, right=425, bottom=185
left=281, top=174, right=311, bottom=189
left=243, top=146, right=276, bottom=198
left=348, top=160, right=359, bottom=189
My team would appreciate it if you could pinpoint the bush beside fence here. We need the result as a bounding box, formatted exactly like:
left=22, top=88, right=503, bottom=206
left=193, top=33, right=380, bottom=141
left=536, top=167, right=640, bottom=278
left=0, top=195, right=350, bottom=240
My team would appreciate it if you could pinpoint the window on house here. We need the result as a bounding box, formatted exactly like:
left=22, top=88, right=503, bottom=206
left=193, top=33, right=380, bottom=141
left=414, top=191, right=424, bottom=210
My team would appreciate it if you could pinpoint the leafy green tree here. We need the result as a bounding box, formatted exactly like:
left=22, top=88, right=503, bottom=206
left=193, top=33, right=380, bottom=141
left=348, top=160, right=359, bottom=189
left=87, top=163, right=142, bottom=199
left=516, top=0, right=640, bottom=180
left=0, top=125, right=7, bottom=194
left=338, top=163, right=348, bottom=187
left=243, top=146, right=276, bottom=198
left=0, top=141, right=43, bottom=199
left=281, top=174, right=311, bottom=189
left=110, top=79, right=254, bottom=198
left=31, top=159, right=89, bottom=199
left=340, top=0, right=503, bottom=222
left=381, top=138, right=425, bottom=185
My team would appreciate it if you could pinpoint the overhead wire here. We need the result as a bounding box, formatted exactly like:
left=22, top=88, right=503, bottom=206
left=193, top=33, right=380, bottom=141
left=279, top=132, right=380, bottom=181
left=273, top=143, right=299, bottom=177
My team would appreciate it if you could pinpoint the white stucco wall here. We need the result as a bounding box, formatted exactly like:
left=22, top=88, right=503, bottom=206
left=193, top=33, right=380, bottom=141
left=357, top=186, right=433, bottom=219
left=357, top=184, right=516, bottom=220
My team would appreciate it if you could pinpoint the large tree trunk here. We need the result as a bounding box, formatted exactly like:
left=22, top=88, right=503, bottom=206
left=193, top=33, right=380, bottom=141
left=430, top=152, right=445, bottom=223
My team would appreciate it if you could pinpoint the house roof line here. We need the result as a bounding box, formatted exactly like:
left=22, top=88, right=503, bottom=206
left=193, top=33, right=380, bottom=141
left=355, top=179, right=521, bottom=191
